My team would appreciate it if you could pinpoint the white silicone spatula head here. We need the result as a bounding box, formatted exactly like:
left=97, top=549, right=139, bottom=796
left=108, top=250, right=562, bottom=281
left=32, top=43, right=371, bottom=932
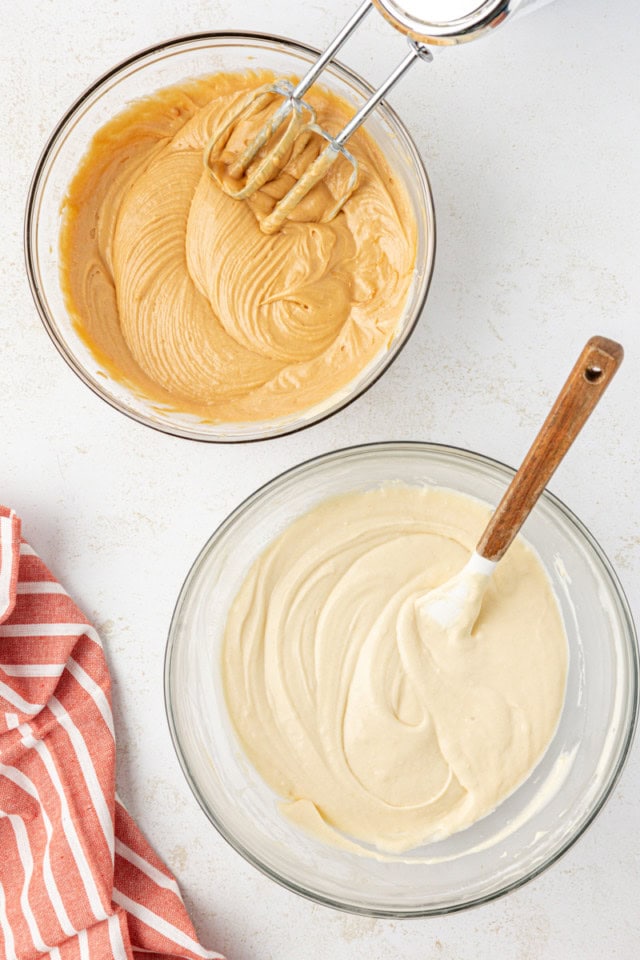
left=416, top=336, right=624, bottom=637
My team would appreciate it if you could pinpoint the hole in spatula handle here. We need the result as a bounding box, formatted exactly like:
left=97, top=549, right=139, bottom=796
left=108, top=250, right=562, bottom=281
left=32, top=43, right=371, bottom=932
left=476, top=335, right=623, bottom=563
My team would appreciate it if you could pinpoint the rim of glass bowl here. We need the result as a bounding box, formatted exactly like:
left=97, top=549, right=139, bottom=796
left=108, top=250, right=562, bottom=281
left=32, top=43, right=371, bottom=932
left=164, top=440, right=639, bottom=917
left=24, top=32, right=436, bottom=444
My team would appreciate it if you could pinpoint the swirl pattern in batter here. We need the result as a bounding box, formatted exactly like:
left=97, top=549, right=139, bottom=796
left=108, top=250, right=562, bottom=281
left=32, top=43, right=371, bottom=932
left=60, top=72, right=417, bottom=423
left=222, top=485, right=568, bottom=853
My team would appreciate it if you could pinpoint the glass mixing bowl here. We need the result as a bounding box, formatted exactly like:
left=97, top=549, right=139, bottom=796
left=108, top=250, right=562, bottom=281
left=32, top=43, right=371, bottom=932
left=165, top=442, right=638, bottom=916
left=24, top=34, right=435, bottom=442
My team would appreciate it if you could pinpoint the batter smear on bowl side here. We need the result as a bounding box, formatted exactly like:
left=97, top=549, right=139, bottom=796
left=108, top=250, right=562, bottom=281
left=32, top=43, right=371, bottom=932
left=60, top=71, right=417, bottom=423
left=222, top=485, right=568, bottom=854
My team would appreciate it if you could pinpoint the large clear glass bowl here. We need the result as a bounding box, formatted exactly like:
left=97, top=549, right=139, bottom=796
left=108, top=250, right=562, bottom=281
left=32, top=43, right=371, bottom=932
left=165, top=442, right=638, bottom=916
left=24, top=34, right=435, bottom=442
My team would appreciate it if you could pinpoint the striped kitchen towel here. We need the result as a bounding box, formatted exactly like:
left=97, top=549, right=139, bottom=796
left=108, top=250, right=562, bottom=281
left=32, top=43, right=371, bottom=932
left=0, top=506, right=224, bottom=960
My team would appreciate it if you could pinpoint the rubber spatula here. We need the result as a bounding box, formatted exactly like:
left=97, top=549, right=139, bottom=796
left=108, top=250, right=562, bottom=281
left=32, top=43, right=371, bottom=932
left=415, top=336, right=623, bottom=639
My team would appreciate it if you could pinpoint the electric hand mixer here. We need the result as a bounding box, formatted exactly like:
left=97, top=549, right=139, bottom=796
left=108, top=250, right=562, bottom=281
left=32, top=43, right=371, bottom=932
left=204, top=0, right=552, bottom=233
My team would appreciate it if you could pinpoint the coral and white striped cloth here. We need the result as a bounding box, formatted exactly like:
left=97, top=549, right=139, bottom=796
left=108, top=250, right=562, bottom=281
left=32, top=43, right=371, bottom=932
left=0, top=506, right=224, bottom=960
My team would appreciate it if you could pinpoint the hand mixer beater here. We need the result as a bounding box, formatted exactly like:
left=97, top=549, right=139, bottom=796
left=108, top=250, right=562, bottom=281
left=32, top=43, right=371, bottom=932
left=204, top=0, right=552, bottom=233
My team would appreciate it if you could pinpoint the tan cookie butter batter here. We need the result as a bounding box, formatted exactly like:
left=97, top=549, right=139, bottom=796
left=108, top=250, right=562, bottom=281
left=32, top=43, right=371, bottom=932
left=223, top=486, right=568, bottom=854
left=60, top=72, right=417, bottom=422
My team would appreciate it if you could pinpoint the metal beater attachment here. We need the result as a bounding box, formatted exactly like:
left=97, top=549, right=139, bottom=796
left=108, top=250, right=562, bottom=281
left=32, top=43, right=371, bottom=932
left=204, top=1, right=432, bottom=233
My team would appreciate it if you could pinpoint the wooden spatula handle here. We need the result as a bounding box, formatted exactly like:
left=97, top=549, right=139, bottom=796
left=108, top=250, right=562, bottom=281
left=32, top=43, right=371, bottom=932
left=477, top=336, right=623, bottom=563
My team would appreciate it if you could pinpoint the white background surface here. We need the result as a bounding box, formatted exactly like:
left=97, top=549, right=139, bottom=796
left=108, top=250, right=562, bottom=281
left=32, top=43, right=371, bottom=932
left=2, top=0, right=639, bottom=956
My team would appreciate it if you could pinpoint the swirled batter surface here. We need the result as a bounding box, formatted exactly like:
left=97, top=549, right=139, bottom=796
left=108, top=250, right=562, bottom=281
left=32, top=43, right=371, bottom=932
left=60, top=72, right=417, bottom=422
left=222, top=486, right=568, bottom=853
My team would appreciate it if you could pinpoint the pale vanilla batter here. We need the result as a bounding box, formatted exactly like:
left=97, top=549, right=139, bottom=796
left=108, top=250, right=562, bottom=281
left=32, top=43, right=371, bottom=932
left=222, top=485, right=568, bottom=854
left=60, top=72, right=417, bottom=423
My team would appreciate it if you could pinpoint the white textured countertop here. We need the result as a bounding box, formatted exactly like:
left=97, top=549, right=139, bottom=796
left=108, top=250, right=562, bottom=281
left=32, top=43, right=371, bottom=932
left=3, top=0, right=639, bottom=956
